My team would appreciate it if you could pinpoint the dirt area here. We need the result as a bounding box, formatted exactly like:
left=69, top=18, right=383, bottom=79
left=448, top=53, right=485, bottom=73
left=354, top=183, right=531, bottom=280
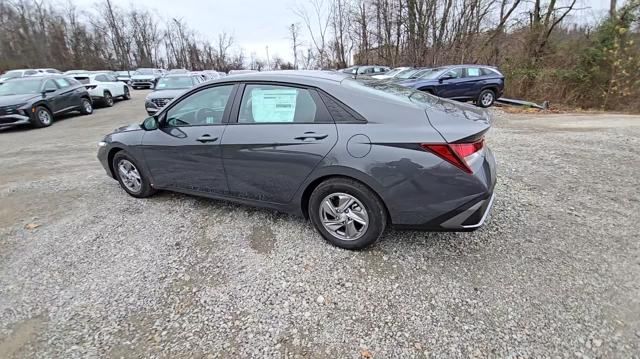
left=0, top=91, right=639, bottom=358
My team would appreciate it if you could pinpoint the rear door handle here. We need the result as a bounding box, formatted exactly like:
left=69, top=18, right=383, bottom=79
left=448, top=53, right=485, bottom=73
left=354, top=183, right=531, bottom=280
left=196, top=134, right=218, bottom=143
left=294, top=132, right=328, bottom=141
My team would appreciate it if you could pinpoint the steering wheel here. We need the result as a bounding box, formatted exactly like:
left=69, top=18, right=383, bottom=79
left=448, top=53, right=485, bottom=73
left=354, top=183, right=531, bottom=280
left=195, top=107, right=217, bottom=124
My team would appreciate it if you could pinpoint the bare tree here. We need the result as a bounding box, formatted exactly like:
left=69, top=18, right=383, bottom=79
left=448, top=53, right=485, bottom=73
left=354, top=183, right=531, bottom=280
left=288, top=23, right=302, bottom=69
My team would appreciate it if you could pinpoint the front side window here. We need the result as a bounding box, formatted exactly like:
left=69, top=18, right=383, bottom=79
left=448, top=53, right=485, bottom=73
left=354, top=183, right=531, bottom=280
left=24, top=70, right=38, bottom=76
left=238, top=84, right=318, bottom=124
left=54, top=78, right=71, bottom=88
left=43, top=80, right=58, bottom=91
left=165, top=85, right=233, bottom=127
left=442, top=68, right=463, bottom=79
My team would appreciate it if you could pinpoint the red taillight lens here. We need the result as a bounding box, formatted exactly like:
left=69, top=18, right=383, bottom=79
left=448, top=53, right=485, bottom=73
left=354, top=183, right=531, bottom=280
left=420, top=139, right=484, bottom=174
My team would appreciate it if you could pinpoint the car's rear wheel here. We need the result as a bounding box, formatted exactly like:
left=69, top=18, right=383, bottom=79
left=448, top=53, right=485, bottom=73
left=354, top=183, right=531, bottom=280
left=477, top=89, right=495, bottom=108
left=309, top=178, right=387, bottom=250
left=31, top=106, right=53, bottom=128
left=103, top=91, right=114, bottom=107
left=112, top=151, right=156, bottom=198
left=80, top=98, right=93, bottom=115
left=122, top=86, right=131, bottom=100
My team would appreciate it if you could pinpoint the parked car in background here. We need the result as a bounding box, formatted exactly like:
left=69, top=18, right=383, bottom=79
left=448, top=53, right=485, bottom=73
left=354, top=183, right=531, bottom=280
left=168, top=69, right=190, bottom=74
left=341, top=66, right=390, bottom=76
left=130, top=68, right=163, bottom=89
left=64, top=70, right=89, bottom=75
left=116, top=71, right=133, bottom=84
left=397, top=65, right=504, bottom=107
left=370, top=66, right=412, bottom=79
left=204, top=71, right=221, bottom=80
left=73, top=72, right=130, bottom=107
left=35, top=68, right=62, bottom=74
left=97, top=71, right=496, bottom=250
left=0, top=69, right=39, bottom=84
left=144, top=73, right=202, bottom=115
left=228, top=69, right=257, bottom=75
left=0, top=75, right=93, bottom=128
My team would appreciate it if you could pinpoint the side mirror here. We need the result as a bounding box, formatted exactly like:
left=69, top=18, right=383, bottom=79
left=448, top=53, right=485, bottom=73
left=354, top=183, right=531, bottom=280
left=141, top=116, right=159, bottom=131
left=439, top=75, right=454, bottom=83
left=42, top=88, right=56, bottom=95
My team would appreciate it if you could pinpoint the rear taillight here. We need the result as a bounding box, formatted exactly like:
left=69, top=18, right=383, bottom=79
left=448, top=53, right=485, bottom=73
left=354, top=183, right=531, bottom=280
left=420, top=139, right=484, bottom=174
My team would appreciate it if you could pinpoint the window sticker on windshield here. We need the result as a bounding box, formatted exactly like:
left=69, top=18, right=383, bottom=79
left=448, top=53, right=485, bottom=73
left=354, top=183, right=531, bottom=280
left=251, top=89, right=298, bottom=122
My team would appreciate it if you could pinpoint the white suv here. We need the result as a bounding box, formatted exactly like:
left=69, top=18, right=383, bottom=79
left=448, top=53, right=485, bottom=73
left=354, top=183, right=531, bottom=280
left=73, top=73, right=131, bottom=107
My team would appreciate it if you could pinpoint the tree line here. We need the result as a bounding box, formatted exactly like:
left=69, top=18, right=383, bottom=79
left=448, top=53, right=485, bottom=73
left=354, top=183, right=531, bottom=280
left=0, top=0, right=245, bottom=72
left=0, top=0, right=638, bottom=110
left=292, top=0, right=640, bottom=111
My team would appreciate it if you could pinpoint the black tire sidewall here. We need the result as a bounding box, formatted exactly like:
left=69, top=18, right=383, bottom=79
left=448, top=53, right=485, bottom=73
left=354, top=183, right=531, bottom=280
left=103, top=92, right=114, bottom=107
left=80, top=98, right=93, bottom=115
left=123, top=87, right=130, bottom=99
left=112, top=151, right=155, bottom=198
left=31, top=106, right=52, bottom=128
left=309, top=179, right=386, bottom=250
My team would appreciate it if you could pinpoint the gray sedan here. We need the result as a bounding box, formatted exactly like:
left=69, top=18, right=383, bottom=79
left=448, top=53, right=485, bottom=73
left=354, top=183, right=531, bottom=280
left=97, top=71, right=496, bottom=249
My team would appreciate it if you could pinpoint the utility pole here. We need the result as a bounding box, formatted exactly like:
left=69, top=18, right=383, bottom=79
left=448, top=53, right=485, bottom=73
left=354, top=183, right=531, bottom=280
left=265, top=46, right=271, bottom=71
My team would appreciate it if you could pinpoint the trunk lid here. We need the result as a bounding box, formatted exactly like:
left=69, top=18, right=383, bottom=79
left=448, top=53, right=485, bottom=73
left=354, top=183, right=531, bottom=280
left=411, top=93, right=491, bottom=143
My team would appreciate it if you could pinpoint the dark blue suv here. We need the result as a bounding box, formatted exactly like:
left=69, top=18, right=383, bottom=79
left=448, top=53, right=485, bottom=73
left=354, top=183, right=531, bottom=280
left=396, top=65, right=504, bottom=107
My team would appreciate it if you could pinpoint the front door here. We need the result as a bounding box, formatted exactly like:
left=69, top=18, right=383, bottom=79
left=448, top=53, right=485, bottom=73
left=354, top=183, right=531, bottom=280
left=221, top=83, right=338, bottom=204
left=141, top=84, right=236, bottom=195
left=436, top=68, right=466, bottom=99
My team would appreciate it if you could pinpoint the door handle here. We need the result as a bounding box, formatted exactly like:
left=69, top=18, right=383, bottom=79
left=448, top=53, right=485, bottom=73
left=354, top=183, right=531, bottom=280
left=294, top=132, right=328, bottom=141
left=196, top=134, right=218, bottom=143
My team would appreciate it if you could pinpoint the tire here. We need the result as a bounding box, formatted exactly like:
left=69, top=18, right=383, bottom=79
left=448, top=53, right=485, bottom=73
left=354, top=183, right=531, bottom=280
left=122, top=86, right=131, bottom=100
left=476, top=89, right=496, bottom=108
left=103, top=91, right=114, bottom=107
left=79, top=98, right=93, bottom=115
left=112, top=151, right=156, bottom=198
left=308, top=178, right=387, bottom=250
left=31, top=106, right=53, bottom=128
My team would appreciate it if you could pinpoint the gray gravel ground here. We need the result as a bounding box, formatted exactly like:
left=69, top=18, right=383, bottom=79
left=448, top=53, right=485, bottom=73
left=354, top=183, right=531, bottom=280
left=0, top=90, right=639, bottom=358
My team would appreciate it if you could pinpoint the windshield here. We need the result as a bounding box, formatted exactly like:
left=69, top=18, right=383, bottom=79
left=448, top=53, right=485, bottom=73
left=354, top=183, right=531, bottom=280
left=384, top=68, right=405, bottom=77
left=0, top=79, right=42, bottom=95
left=0, top=71, right=23, bottom=80
left=341, top=66, right=358, bottom=74
left=396, top=69, right=421, bottom=79
left=417, top=68, right=446, bottom=79
left=155, top=76, right=193, bottom=89
left=117, top=71, right=129, bottom=76
left=134, top=69, right=154, bottom=75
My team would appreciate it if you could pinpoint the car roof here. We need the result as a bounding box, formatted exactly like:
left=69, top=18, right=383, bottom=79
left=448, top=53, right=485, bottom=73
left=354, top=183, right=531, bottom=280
left=6, top=74, right=66, bottom=82
left=163, top=73, right=196, bottom=78
left=223, top=70, right=351, bottom=84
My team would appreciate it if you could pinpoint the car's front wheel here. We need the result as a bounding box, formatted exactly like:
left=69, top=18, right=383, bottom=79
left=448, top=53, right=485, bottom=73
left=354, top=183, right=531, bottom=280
left=31, top=106, right=53, bottom=128
left=476, top=89, right=496, bottom=108
left=309, top=178, right=387, bottom=250
left=112, top=151, right=156, bottom=198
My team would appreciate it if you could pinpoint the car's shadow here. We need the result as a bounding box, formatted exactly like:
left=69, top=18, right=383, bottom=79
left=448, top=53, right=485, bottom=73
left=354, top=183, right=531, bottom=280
left=144, top=189, right=469, bottom=250
left=0, top=111, right=84, bottom=133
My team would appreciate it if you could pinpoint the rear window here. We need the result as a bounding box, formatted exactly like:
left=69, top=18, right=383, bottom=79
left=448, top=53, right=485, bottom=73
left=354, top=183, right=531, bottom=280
left=346, top=79, right=439, bottom=107
left=74, top=76, right=90, bottom=84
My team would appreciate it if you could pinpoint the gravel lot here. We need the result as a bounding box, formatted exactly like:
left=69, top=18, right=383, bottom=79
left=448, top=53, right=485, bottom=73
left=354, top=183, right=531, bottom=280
left=0, top=90, right=639, bottom=358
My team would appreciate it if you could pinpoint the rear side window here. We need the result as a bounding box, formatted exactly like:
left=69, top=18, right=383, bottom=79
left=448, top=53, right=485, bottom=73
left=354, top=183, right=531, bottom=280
left=318, top=91, right=366, bottom=123
left=238, top=84, right=319, bottom=124
left=465, top=68, right=482, bottom=77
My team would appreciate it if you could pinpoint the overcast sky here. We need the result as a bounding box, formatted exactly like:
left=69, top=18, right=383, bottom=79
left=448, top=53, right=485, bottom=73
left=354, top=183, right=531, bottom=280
left=72, top=0, right=613, bottom=63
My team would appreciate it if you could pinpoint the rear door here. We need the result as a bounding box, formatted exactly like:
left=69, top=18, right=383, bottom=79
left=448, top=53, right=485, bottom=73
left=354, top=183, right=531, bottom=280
left=221, top=83, right=338, bottom=204
left=462, top=67, right=488, bottom=99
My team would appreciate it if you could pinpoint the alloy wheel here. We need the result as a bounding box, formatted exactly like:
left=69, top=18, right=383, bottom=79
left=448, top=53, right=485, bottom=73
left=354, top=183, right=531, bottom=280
left=481, top=92, right=494, bottom=107
left=117, top=159, right=142, bottom=193
left=38, top=109, right=52, bottom=125
left=83, top=99, right=93, bottom=113
left=319, top=193, right=369, bottom=241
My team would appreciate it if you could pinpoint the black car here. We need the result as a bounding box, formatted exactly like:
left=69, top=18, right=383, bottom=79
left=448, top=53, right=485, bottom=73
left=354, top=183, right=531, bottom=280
left=397, top=65, right=505, bottom=107
left=0, top=75, right=93, bottom=129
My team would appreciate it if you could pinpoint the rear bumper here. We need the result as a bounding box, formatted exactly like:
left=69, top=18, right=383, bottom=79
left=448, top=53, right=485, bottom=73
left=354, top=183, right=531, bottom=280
left=392, top=147, right=497, bottom=231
